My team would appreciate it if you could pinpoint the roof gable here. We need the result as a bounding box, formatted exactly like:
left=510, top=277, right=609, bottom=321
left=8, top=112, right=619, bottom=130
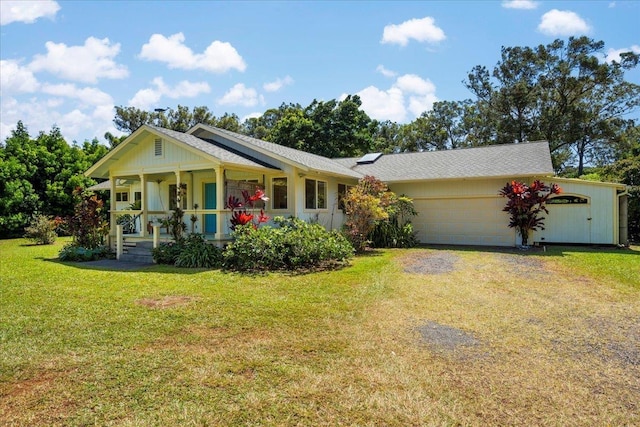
left=85, top=125, right=276, bottom=179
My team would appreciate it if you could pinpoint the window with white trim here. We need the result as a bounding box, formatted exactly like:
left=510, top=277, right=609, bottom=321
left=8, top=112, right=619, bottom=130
left=115, top=191, right=129, bottom=202
left=305, top=179, right=327, bottom=210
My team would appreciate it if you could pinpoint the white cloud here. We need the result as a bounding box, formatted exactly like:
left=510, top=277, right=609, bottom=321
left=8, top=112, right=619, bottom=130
left=0, top=0, right=60, bottom=25
left=395, top=74, right=436, bottom=95
left=0, top=60, right=40, bottom=95
left=218, top=83, right=264, bottom=107
left=381, top=16, right=446, bottom=46
left=538, top=9, right=591, bottom=36
left=353, top=86, right=406, bottom=122
left=28, top=37, right=128, bottom=83
left=263, top=75, right=294, bottom=92
left=353, top=74, right=438, bottom=122
left=41, top=83, right=113, bottom=107
left=128, top=77, right=211, bottom=110
left=609, top=2, right=616, bottom=8
left=376, top=65, right=397, bottom=78
left=501, top=0, right=538, bottom=10
left=139, top=33, right=246, bottom=73
left=605, top=45, right=640, bottom=63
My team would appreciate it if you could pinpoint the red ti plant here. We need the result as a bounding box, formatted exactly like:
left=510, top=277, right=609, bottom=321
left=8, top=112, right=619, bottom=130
left=225, top=188, right=270, bottom=230
left=499, top=180, right=562, bottom=246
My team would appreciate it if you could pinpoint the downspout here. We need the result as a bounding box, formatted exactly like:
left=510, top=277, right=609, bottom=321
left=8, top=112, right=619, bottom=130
left=617, top=188, right=629, bottom=247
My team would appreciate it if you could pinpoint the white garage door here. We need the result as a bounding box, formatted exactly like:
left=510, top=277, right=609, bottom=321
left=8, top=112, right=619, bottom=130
left=412, top=197, right=515, bottom=246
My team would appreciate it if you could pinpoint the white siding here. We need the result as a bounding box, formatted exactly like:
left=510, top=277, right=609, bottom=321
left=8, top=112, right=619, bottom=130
left=538, top=180, right=619, bottom=245
left=113, top=134, right=213, bottom=176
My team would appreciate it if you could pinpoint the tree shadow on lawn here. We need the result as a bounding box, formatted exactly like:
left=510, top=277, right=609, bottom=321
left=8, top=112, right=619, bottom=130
left=38, top=256, right=205, bottom=274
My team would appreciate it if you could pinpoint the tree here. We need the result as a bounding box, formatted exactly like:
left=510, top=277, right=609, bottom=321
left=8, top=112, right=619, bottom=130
left=400, top=100, right=470, bottom=151
left=465, top=37, right=640, bottom=174
left=499, top=180, right=562, bottom=246
left=113, top=105, right=236, bottom=134
left=0, top=122, right=105, bottom=237
left=267, top=96, right=375, bottom=158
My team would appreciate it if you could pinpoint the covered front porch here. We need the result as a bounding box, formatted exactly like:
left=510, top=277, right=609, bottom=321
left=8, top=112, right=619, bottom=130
left=105, top=165, right=278, bottom=248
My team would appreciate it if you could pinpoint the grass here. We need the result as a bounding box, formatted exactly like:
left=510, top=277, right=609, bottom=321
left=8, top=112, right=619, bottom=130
left=1, top=238, right=639, bottom=426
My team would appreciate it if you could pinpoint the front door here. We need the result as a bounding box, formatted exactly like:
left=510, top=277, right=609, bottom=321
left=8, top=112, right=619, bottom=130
left=204, top=183, right=217, bottom=234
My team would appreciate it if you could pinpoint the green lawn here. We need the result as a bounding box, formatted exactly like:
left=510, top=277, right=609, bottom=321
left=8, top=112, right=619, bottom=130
left=1, top=238, right=639, bottom=426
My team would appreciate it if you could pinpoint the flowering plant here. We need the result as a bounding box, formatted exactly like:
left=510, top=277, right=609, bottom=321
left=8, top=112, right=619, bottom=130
left=499, top=180, right=561, bottom=246
left=225, top=188, right=270, bottom=230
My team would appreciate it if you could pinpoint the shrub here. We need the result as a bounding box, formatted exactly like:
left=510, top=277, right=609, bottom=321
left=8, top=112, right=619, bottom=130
left=344, top=176, right=418, bottom=251
left=152, top=234, right=223, bottom=268
left=67, top=188, right=109, bottom=250
left=152, top=241, right=183, bottom=265
left=223, top=217, right=354, bottom=272
left=175, top=234, right=223, bottom=268
left=24, top=214, right=59, bottom=245
left=369, top=195, right=418, bottom=248
left=59, top=243, right=113, bottom=262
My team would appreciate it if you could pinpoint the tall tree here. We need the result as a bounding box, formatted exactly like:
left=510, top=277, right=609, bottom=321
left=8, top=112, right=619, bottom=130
left=0, top=122, right=104, bottom=237
left=400, top=100, right=470, bottom=151
left=465, top=37, right=640, bottom=174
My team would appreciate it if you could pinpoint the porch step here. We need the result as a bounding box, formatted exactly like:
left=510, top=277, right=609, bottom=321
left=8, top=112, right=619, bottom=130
left=120, top=239, right=154, bottom=264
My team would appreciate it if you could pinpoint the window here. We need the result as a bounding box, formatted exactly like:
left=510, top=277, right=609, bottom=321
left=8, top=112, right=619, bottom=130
left=305, top=179, right=327, bottom=210
left=115, top=191, right=128, bottom=202
left=169, top=184, right=187, bottom=210
left=548, top=195, right=589, bottom=205
left=154, top=138, right=163, bottom=157
left=338, top=183, right=354, bottom=211
left=272, top=177, right=288, bottom=209
left=134, top=192, right=141, bottom=202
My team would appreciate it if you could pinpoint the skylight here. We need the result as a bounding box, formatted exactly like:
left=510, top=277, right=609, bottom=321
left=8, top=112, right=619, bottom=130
left=357, top=152, right=383, bottom=164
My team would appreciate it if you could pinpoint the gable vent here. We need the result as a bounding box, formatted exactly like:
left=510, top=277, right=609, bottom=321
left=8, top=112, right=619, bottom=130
left=357, top=152, right=383, bottom=164
left=154, top=138, right=163, bottom=156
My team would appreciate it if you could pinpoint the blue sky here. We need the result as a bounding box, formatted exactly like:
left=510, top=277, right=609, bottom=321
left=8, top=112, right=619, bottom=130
left=1, top=0, right=639, bottom=144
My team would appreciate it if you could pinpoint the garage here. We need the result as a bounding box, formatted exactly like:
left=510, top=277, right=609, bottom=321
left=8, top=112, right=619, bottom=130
left=411, top=196, right=515, bottom=246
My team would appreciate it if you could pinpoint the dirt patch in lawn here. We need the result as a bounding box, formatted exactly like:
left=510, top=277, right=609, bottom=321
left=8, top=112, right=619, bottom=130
left=400, top=251, right=460, bottom=274
left=135, top=295, right=198, bottom=309
left=491, top=252, right=549, bottom=278
left=416, top=321, right=487, bottom=360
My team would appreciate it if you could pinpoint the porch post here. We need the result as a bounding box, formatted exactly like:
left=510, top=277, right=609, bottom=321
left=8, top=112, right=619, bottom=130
left=175, top=170, right=181, bottom=201
left=215, top=167, right=224, bottom=239
left=140, top=173, right=147, bottom=237
left=109, top=173, right=117, bottom=242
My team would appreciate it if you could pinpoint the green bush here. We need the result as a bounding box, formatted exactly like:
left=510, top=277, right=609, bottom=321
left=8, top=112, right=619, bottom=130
left=152, top=234, right=223, bottom=268
left=24, top=214, right=58, bottom=245
left=59, top=244, right=113, bottom=262
left=175, top=234, right=223, bottom=268
left=223, top=217, right=354, bottom=272
left=152, top=241, right=183, bottom=265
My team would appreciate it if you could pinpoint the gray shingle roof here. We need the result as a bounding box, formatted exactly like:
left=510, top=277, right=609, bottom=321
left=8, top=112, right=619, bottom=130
left=149, top=125, right=274, bottom=169
left=190, top=125, right=362, bottom=178
left=333, top=141, right=554, bottom=182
